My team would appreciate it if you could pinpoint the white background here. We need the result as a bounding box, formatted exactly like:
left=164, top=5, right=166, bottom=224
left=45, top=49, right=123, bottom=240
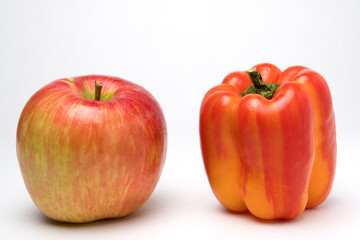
left=1, top=0, right=360, bottom=239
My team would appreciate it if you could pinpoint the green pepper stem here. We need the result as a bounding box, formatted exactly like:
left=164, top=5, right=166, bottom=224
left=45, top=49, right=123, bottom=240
left=247, top=68, right=266, bottom=89
left=240, top=68, right=280, bottom=99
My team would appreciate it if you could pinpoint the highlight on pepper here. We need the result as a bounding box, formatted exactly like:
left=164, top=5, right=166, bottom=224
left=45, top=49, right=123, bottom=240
left=199, top=63, right=336, bottom=220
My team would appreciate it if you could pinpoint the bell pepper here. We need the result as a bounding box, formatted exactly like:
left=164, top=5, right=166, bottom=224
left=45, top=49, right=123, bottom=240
left=199, top=63, right=336, bottom=220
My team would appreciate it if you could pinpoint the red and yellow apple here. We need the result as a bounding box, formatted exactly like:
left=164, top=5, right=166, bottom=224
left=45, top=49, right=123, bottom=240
left=16, top=75, right=167, bottom=223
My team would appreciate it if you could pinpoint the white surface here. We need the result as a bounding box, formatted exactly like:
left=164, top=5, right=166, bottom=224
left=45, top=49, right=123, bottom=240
left=1, top=0, right=360, bottom=239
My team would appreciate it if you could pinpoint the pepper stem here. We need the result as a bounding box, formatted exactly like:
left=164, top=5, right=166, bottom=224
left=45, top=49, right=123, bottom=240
left=247, top=68, right=265, bottom=88
left=95, top=81, right=102, bottom=101
left=240, top=68, right=280, bottom=99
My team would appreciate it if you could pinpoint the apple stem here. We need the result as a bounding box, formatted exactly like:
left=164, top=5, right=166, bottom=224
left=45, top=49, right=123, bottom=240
left=95, top=81, right=102, bottom=101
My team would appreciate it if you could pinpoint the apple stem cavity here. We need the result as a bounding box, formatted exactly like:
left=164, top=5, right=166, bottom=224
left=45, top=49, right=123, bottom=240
left=95, top=81, right=103, bottom=101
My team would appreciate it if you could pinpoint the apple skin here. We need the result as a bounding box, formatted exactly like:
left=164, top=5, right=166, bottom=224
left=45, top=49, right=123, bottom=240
left=16, top=75, right=167, bottom=223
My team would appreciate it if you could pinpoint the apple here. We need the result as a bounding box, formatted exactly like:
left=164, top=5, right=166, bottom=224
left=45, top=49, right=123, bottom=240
left=16, top=75, right=167, bottom=223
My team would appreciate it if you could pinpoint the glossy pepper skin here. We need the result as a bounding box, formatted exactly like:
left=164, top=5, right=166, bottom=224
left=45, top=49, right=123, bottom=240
left=199, top=63, right=336, bottom=220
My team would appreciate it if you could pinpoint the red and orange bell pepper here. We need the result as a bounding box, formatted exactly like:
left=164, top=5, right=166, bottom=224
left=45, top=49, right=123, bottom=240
left=199, top=63, right=336, bottom=220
